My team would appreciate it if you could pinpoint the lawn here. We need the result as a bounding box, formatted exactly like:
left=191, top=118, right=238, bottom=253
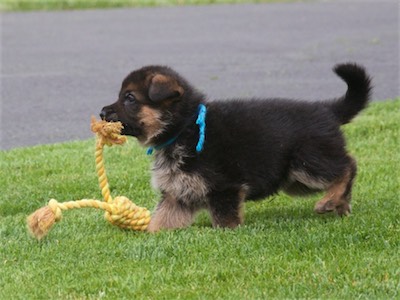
left=0, top=99, right=399, bottom=299
left=0, top=0, right=297, bottom=11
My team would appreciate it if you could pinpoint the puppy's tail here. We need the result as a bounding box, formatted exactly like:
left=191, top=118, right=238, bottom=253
left=330, top=63, right=372, bottom=124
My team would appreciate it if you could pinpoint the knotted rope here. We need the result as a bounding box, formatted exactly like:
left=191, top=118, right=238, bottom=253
left=27, top=117, right=151, bottom=240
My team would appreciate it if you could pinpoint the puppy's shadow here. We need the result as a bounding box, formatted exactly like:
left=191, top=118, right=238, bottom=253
left=243, top=199, right=337, bottom=227
left=193, top=199, right=337, bottom=229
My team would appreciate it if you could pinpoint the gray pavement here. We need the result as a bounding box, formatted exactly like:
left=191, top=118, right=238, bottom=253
left=1, top=0, right=399, bottom=150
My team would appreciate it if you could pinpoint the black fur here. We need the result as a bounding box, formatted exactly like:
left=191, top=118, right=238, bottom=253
left=329, top=63, right=372, bottom=124
left=100, top=63, right=372, bottom=231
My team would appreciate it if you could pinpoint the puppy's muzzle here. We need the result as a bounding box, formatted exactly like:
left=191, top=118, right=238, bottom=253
left=100, top=106, right=118, bottom=122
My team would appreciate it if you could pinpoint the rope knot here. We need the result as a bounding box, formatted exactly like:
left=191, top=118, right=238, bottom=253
left=104, top=196, right=151, bottom=231
left=48, top=199, right=63, bottom=222
left=90, top=116, right=127, bottom=146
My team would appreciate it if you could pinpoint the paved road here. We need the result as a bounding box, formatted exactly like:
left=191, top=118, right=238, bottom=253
left=2, top=0, right=399, bottom=150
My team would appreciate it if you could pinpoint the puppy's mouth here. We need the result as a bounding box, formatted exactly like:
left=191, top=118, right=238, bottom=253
left=120, top=123, right=141, bottom=137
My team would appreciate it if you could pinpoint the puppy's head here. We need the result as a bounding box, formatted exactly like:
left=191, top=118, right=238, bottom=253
left=100, top=66, right=190, bottom=146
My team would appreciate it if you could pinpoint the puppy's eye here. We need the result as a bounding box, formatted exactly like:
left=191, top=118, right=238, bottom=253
left=124, top=92, right=136, bottom=103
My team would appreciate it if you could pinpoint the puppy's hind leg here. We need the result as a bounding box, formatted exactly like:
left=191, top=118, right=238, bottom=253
left=147, top=193, right=198, bottom=233
left=314, top=156, right=357, bottom=216
left=288, top=150, right=356, bottom=216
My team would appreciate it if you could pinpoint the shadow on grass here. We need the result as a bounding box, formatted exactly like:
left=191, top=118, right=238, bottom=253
left=191, top=197, right=340, bottom=230
left=244, top=202, right=339, bottom=226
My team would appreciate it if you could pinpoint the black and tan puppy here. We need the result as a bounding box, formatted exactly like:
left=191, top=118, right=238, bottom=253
left=100, top=63, right=371, bottom=232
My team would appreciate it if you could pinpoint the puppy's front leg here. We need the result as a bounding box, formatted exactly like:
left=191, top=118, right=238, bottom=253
left=208, top=188, right=246, bottom=229
left=147, top=193, right=197, bottom=233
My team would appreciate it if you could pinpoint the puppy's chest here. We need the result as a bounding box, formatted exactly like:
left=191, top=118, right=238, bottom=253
left=151, top=149, right=209, bottom=203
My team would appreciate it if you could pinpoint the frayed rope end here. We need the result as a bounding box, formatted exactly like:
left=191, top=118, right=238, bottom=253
left=27, top=199, right=62, bottom=240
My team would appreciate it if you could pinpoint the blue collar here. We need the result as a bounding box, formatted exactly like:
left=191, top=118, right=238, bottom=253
left=146, top=103, right=207, bottom=155
left=146, top=135, right=179, bottom=155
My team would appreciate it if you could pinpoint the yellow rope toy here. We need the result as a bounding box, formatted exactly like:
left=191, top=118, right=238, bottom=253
left=27, top=117, right=151, bottom=240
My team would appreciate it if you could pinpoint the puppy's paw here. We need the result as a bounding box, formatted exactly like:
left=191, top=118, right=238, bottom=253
left=335, top=203, right=352, bottom=217
left=314, top=199, right=351, bottom=216
left=314, top=199, right=336, bottom=214
left=146, top=219, right=161, bottom=233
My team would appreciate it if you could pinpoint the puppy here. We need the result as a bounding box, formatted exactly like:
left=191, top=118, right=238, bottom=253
left=100, top=63, right=371, bottom=232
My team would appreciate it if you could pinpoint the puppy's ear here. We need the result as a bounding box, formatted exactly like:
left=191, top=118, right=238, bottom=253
left=149, top=74, right=184, bottom=102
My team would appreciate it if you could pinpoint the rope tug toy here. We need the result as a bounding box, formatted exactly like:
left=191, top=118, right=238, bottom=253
left=27, top=117, right=151, bottom=240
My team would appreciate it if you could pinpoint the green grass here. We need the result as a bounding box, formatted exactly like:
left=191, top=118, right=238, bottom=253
left=0, top=0, right=296, bottom=12
left=1, top=99, right=399, bottom=299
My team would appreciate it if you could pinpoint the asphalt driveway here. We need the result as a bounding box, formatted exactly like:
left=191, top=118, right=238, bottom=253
left=2, top=0, right=399, bottom=150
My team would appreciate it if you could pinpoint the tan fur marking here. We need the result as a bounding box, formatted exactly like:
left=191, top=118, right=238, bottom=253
left=152, top=74, right=184, bottom=95
left=123, top=83, right=145, bottom=102
left=148, top=74, right=184, bottom=103
left=290, top=170, right=329, bottom=190
left=314, top=168, right=352, bottom=216
left=152, top=74, right=169, bottom=84
left=237, top=185, right=249, bottom=224
left=152, top=146, right=209, bottom=205
left=151, top=167, right=209, bottom=205
left=147, top=194, right=197, bottom=233
left=138, top=106, right=166, bottom=144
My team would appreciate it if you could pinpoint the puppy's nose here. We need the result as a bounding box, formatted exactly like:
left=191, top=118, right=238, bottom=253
left=100, top=107, right=118, bottom=122
left=100, top=109, right=107, bottom=120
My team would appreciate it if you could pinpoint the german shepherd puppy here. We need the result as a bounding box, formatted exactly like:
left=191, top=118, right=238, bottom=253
left=100, top=63, right=371, bottom=232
